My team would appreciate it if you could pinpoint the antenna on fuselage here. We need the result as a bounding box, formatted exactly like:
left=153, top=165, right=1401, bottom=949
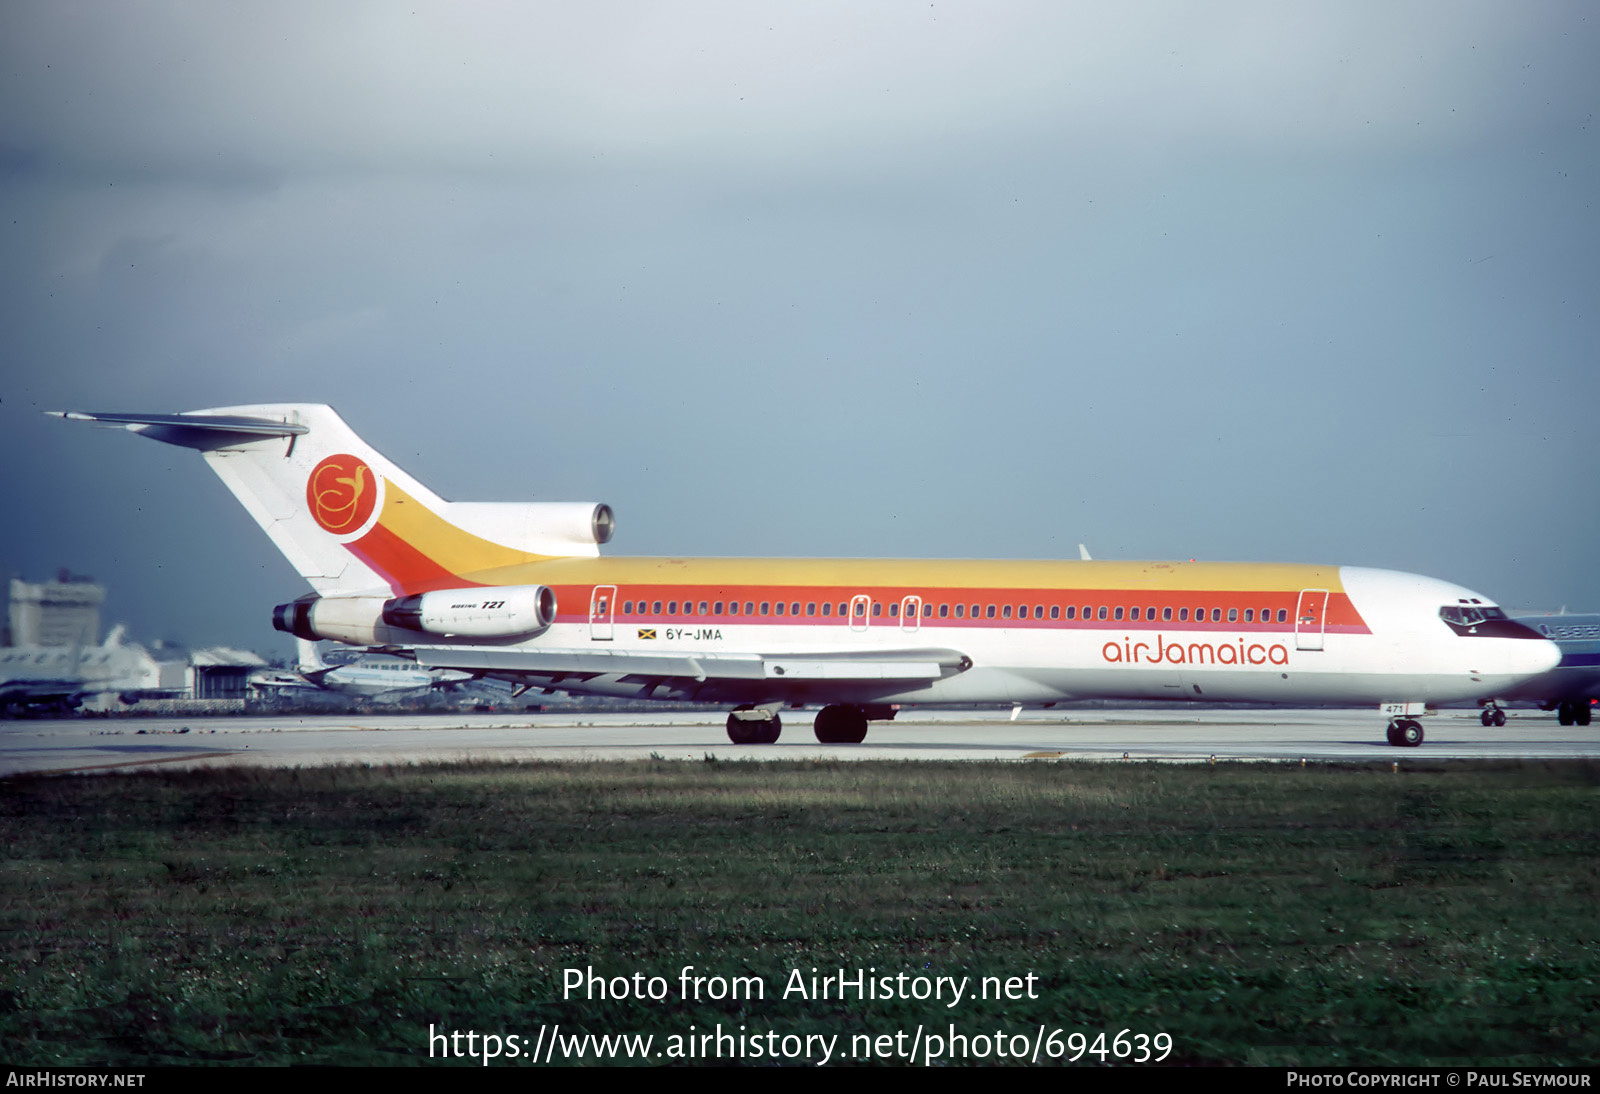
left=1078, top=544, right=1092, bottom=561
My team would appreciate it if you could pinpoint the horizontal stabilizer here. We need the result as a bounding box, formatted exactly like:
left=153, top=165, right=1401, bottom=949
left=51, top=411, right=307, bottom=451
left=53, top=403, right=612, bottom=596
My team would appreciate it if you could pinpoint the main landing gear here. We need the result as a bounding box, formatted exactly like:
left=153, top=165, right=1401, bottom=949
left=725, top=706, right=781, bottom=744
left=1385, top=719, right=1424, bottom=747
left=724, top=703, right=881, bottom=744
left=1557, top=700, right=1593, bottom=727
left=813, top=704, right=869, bottom=744
left=1479, top=702, right=1508, bottom=728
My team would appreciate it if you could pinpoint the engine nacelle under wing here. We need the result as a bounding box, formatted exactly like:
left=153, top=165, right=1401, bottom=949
left=273, top=585, right=557, bottom=644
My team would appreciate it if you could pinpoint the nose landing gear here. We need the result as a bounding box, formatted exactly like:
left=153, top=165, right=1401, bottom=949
left=1381, top=702, right=1429, bottom=747
left=1385, top=719, right=1424, bottom=747
left=1479, top=702, right=1508, bottom=727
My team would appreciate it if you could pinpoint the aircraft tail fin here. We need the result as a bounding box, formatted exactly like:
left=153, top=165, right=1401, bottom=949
left=54, top=405, right=614, bottom=597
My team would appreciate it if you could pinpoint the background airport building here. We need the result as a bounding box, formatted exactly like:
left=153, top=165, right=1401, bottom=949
left=3, top=569, right=266, bottom=713
left=6, top=571, right=103, bottom=648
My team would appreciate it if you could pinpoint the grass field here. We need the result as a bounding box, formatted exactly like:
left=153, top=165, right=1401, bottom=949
left=2, top=759, right=1597, bottom=1066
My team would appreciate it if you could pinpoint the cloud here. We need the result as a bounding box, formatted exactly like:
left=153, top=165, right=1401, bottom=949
left=2, top=2, right=1596, bottom=649
left=2, top=2, right=1587, bottom=188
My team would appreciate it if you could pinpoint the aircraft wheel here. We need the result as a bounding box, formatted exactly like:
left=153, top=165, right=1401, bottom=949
left=1577, top=703, right=1593, bottom=727
left=1398, top=719, right=1424, bottom=747
left=1558, top=701, right=1574, bottom=726
left=1480, top=708, right=1494, bottom=727
left=726, top=709, right=761, bottom=744
left=1385, top=722, right=1401, bottom=747
left=814, top=704, right=868, bottom=744
left=757, top=714, right=782, bottom=744
left=1492, top=708, right=1507, bottom=728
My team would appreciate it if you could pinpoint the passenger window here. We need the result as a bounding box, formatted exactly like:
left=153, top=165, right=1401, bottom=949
left=1002, top=605, right=1012, bottom=619
left=838, top=602, right=848, bottom=616
left=1228, top=608, right=1238, bottom=622
left=972, top=604, right=981, bottom=618
left=1130, top=607, right=1141, bottom=621
left=1098, top=606, right=1107, bottom=620
left=1211, top=608, right=1221, bottom=623
left=699, top=601, right=709, bottom=615
left=1065, top=606, right=1075, bottom=620
left=1163, top=607, right=1172, bottom=622
left=713, top=601, right=723, bottom=615
left=924, top=603, right=933, bottom=617
left=986, top=605, right=996, bottom=619
left=760, top=602, right=770, bottom=615
left=1277, top=609, right=1287, bottom=623
left=1244, top=609, right=1253, bottom=623
left=1147, top=606, right=1155, bottom=620
left=821, top=603, right=831, bottom=617
left=940, top=604, right=950, bottom=618
left=729, top=601, right=740, bottom=616
left=807, top=603, right=816, bottom=616
left=775, top=602, right=785, bottom=616
left=745, top=602, right=755, bottom=615
left=955, top=604, right=965, bottom=618
left=1050, top=605, right=1060, bottom=620
left=889, top=603, right=899, bottom=618
left=623, top=601, right=633, bottom=614
left=791, top=602, right=800, bottom=616
left=652, top=600, right=662, bottom=615
left=1179, top=608, right=1188, bottom=621
left=873, top=603, right=882, bottom=617
left=668, top=601, right=679, bottom=614
left=1033, top=605, right=1043, bottom=619
left=1114, top=606, right=1124, bottom=621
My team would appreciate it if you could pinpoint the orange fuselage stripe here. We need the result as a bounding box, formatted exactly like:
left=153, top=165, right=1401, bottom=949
left=336, top=486, right=1368, bottom=631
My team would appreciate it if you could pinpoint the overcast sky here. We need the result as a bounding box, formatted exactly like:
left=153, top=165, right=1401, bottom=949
left=2, top=2, right=1596, bottom=653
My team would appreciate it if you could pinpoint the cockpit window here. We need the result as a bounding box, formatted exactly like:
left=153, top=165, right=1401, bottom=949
left=1440, top=605, right=1508, bottom=627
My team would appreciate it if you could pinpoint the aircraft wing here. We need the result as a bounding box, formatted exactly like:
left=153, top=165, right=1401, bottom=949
left=413, top=646, right=972, bottom=689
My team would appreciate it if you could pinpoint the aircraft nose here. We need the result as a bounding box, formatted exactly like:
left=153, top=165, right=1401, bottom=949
left=1514, top=636, right=1563, bottom=677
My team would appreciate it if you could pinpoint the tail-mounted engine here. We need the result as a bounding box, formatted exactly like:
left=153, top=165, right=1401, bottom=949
left=273, top=585, right=557, bottom=644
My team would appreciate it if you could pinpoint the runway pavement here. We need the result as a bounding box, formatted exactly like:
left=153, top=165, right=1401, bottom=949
left=3, top=707, right=1598, bottom=776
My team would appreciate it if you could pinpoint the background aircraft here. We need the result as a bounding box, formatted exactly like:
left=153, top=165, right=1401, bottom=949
left=251, top=639, right=472, bottom=703
left=1502, top=612, right=1600, bottom=725
left=0, top=627, right=155, bottom=714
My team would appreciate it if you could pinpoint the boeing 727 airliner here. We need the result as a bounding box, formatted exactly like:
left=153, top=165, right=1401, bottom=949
left=56, top=404, right=1559, bottom=747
